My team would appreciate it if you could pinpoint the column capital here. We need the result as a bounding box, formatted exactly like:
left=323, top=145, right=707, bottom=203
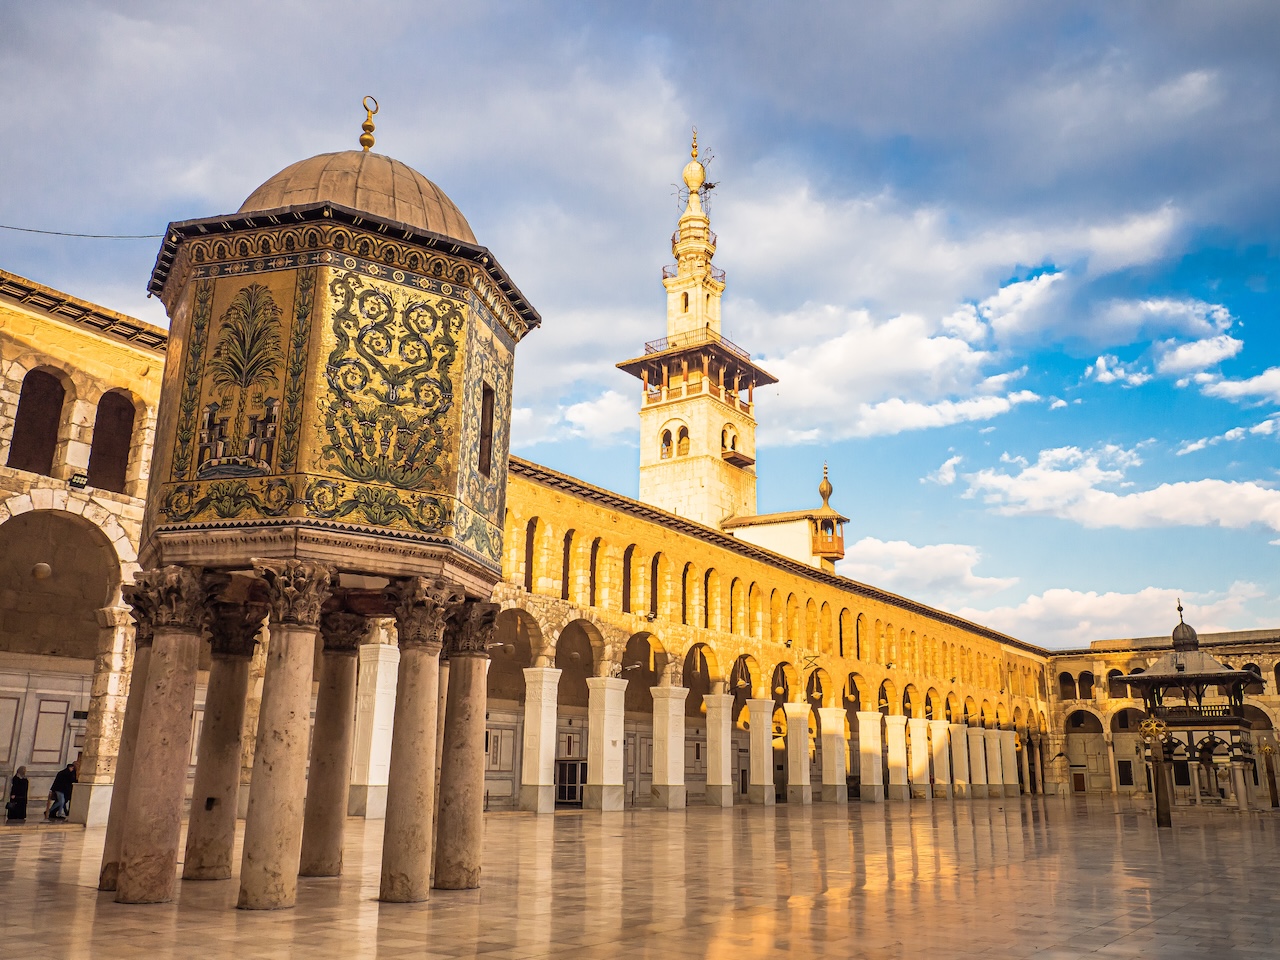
left=782, top=701, right=812, bottom=720
left=387, top=577, right=464, bottom=653
left=884, top=713, right=908, bottom=729
left=96, top=605, right=132, bottom=630
left=319, top=610, right=367, bottom=656
left=651, top=685, right=689, bottom=704
left=444, top=601, right=499, bottom=658
left=253, top=559, right=334, bottom=627
left=127, top=565, right=219, bottom=635
left=208, top=600, right=266, bottom=659
left=585, top=675, right=628, bottom=694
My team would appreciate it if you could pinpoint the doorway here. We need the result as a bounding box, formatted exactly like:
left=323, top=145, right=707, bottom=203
left=555, top=760, right=587, bottom=806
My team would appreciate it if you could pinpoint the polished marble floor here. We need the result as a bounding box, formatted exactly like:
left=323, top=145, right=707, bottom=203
left=1, top=797, right=1278, bottom=959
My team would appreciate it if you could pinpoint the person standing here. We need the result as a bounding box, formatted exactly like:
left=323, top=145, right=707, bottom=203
left=6, top=767, right=28, bottom=822
left=47, top=761, right=77, bottom=821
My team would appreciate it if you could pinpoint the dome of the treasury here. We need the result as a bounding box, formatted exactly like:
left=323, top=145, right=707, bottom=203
left=238, top=151, right=476, bottom=244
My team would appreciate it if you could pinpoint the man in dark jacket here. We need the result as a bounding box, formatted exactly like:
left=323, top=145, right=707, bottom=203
left=48, top=761, right=77, bottom=821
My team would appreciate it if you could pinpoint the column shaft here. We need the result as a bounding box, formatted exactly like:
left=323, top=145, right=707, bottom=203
left=584, top=676, right=627, bottom=810
left=1000, top=730, right=1020, bottom=797
left=184, top=653, right=252, bottom=879
left=816, top=707, right=848, bottom=803
left=115, top=625, right=203, bottom=903
left=1019, top=733, right=1033, bottom=794
left=98, top=642, right=151, bottom=891
left=984, top=729, right=1004, bottom=798
left=907, top=717, right=931, bottom=800
left=703, top=693, right=734, bottom=807
left=884, top=716, right=909, bottom=801
left=434, top=652, right=489, bottom=889
left=967, top=729, right=989, bottom=795
left=746, top=698, right=777, bottom=805
left=782, top=702, right=812, bottom=805
left=856, top=711, right=884, bottom=802
left=651, top=686, right=689, bottom=808
left=929, top=720, right=952, bottom=799
left=348, top=637, right=399, bottom=817
left=949, top=723, right=971, bottom=799
left=519, top=667, right=561, bottom=813
left=71, top=606, right=132, bottom=826
left=299, top=649, right=359, bottom=877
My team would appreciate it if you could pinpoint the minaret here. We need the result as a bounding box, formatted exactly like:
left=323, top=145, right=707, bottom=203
left=617, top=132, right=776, bottom=527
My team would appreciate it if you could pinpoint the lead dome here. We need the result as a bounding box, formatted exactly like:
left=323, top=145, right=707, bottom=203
left=238, top=150, right=476, bottom=244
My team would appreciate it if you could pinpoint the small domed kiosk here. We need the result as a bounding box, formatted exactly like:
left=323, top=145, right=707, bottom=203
left=106, top=103, right=539, bottom=912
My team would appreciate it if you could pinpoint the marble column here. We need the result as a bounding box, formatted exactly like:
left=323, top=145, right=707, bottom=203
left=984, top=729, right=1004, bottom=798
left=782, top=702, right=812, bottom=804
left=184, top=601, right=262, bottom=880
left=651, top=685, right=689, bottom=808
left=434, top=602, right=498, bottom=889
left=816, top=707, right=848, bottom=803
left=1231, top=761, right=1250, bottom=811
left=237, top=560, right=332, bottom=910
left=584, top=675, right=627, bottom=811
left=98, top=594, right=154, bottom=891
left=884, top=715, right=909, bottom=801
left=967, top=728, right=989, bottom=797
left=1104, top=735, right=1120, bottom=795
left=1019, top=733, right=1033, bottom=794
left=908, top=717, right=932, bottom=800
left=746, top=697, right=777, bottom=805
left=70, top=605, right=132, bottom=827
left=380, top=578, right=461, bottom=903
left=298, top=610, right=365, bottom=877
left=115, top=566, right=213, bottom=904
left=703, top=690, right=735, bottom=807
left=949, top=723, right=971, bottom=799
left=348, top=630, right=399, bottom=817
left=1000, top=730, right=1020, bottom=797
left=856, top=711, right=884, bottom=801
left=520, top=666, right=561, bottom=813
left=929, top=719, right=952, bottom=799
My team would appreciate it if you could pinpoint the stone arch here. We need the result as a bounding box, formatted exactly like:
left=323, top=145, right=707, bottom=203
left=945, top=690, right=962, bottom=723
left=979, top=700, right=994, bottom=728
left=86, top=388, right=140, bottom=495
left=804, top=598, right=819, bottom=649
left=1107, top=706, right=1146, bottom=732
left=622, top=631, right=666, bottom=713
left=924, top=687, right=943, bottom=721
left=728, top=577, right=744, bottom=635
left=649, top=551, right=671, bottom=620
left=1065, top=708, right=1104, bottom=733
left=902, top=683, right=922, bottom=718
left=682, top=642, right=720, bottom=719
left=553, top=618, right=605, bottom=709
left=805, top=666, right=837, bottom=709
left=521, top=516, right=543, bottom=592
left=1057, top=671, right=1077, bottom=700
left=878, top=677, right=899, bottom=715
left=703, top=568, right=721, bottom=631
left=620, top=543, right=637, bottom=613
left=6, top=367, right=73, bottom=477
left=1077, top=670, right=1096, bottom=699
left=748, top=582, right=763, bottom=639
left=1243, top=699, right=1279, bottom=731
left=785, top=593, right=800, bottom=644
left=771, top=661, right=800, bottom=704
left=488, top=608, right=539, bottom=702
left=995, top=702, right=1011, bottom=729
left=769, top=589, right=784, bottom=642
left=963, top=696, right=977, bottom=724
left=730, top=653, right=760, bottom=723
left=844, top=672, right=869, bottom=712
left=820, top=602, right=833, bottom=656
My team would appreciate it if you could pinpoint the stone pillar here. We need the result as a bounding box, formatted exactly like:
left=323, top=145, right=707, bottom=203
left=651, top=685, right=689, bottom=808
left=348, top=627, right=399, bottom=817
left=70, top=605, right=132, bottom=827
left=907, top=717, right=931, bottom=800
left=856, top=711, right=884, bottom=802
left=1044, top=732, right=1069, bottom=797
left=298, top=611, right=365, bottom=877
left=967, top=728, right=989, bottom=797
left=1019, top=734, right=1033, bottom=794
left=380, top=578, right=460, bottom=903
left=949, top=723, right=970, bottom=799
left=237, top=560, right=332, bottom=910
left=929, top=719, right=952, bottom=799
left=746, top=698, right=777, bottom=805
left=703, top=691, right=735, bottom=807
left=1104, top=735, right=1120, bottom=795
left=782, top=702, right=812, bottom=805
left=884, top=715, right=909, bottom=801
left=1000, top=730, right=1020, bottom=797
left=984, top=729, right=1004, bottom=798
left=1231, top=761, right=1250, bottom=812
left=115, top=566, right=212, bottom=904
left=520, top=666, right=560, bottom=813
left=434, top=602, right=498, bottom=890
left=584, top=675, right=627, bottom=811
left=816, top=707, right=848, bottom=803
left=98, top=598, right=153, bottom=891
left=184, top=602, right=262, bottom=880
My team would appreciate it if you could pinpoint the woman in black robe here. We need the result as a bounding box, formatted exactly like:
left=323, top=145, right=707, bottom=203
left=7, top=766, right=29, bottom=822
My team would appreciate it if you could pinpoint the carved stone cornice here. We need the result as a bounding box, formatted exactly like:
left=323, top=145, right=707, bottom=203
left=130, top=565, right=215, bottom=634
left=253, top=559, right=334, bottom=627
left=445, top=601, right=499, bottom=658
left=320, top=610, right=367, bottom=656
left=388, top=577, right=465, bottom=653
left=208, top=600, right=267, bottom=659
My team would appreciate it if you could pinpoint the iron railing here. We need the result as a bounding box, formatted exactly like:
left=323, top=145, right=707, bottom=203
left=644, top=326, right=750, bottom=359
left=662, top=262, right=726, bottom=283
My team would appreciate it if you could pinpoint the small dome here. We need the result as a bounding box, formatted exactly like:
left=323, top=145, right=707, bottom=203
left=683, top=159, right=706, bottom=192
left=1172, top=601, right=1198, bottom=651
left=239, top=151, right=476, bottom=244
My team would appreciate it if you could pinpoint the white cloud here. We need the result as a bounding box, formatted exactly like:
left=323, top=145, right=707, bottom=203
left=1155, top=333, right=1244, bottom=376
left=1049, top=398, right=1068, bottom=409
left=838, top=537, right=1017, bottom=606
left=1088, top=297, right=1232, bottom=343
left=1085, top=355, right=1151, bottom=387
left=958, top=581, right=1265, bottom=650
left=925, top=455, right=963, bottom=486
left=1176, top=415, right=1280, bottom=456
left=1202, top=366, right=1280, bottom=405
left=964, top=444, right=1280, bottom=534
left=511, top=389, right=638, bottom=449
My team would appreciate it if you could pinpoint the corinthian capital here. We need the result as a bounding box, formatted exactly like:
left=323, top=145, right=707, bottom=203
left=445, top=601, right=500, bottom=658
left=253, top=559, right=334, bottom=627
left=129, top=565, right=216, bottom=633
left=388, top=577, right=465, bottom=653
left=208, top=600, right=267, bottom=659
left=320, top=610, right=367, bottom=655
left=121, top=582, right=158, bottom=649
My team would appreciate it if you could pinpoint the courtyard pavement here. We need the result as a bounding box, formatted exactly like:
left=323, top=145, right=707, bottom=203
left=1, top=797, right=1277, bottom=959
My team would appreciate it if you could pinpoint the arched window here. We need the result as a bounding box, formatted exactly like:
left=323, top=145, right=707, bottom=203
left=681, top=562, right=694, bottom=625
left=649, top=553, right=662, bottom=619
left=1058, top=672, right=1077, bottom=701
left=588, top=538, right=601, bottom=607
left=523, top=518, right=539, bottom=592
left=621, top=544, right=635, bottom=613
left=682, top=292, right=689, bottom=313
left=1077, top=671, right=1095, bottom=699
left=676, top=426, right=690, bottom=457
left=86, top=391, right=136, bottom=494
left=660, top=430, right=673, bottom=459
left=6, top=369, right=65, bottom=477
left=561, top=529, right=575, bottom=601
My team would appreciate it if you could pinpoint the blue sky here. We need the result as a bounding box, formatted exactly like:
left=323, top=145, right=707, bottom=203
left=2, top=1, right=1278, bottom=646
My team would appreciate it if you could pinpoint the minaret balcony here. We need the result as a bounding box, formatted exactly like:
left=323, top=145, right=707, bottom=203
left=662, top=262, right=725, bottom=283
left=812, top=530, right=845, bottom=559
left=644, top=327, right=747, bottom=358
left=643, top=377, right=753, bottom=415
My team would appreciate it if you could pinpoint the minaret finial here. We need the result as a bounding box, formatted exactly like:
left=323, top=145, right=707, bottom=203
left=1177, top=598, right=1185, bottom=623
left=691, top=126, right=698, bottom=160
left=819, top=462, right=833, bottom=507
left=359, top=96, right=379, bottom=152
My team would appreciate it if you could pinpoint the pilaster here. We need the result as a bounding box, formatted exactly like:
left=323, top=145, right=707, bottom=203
left=584, top=676, right=627, bottom=811
left=816, top=707, right=848, bottom=803
left=856, top=711, right=884, bottom=802
left=651, top=686, right=689, bottom=808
